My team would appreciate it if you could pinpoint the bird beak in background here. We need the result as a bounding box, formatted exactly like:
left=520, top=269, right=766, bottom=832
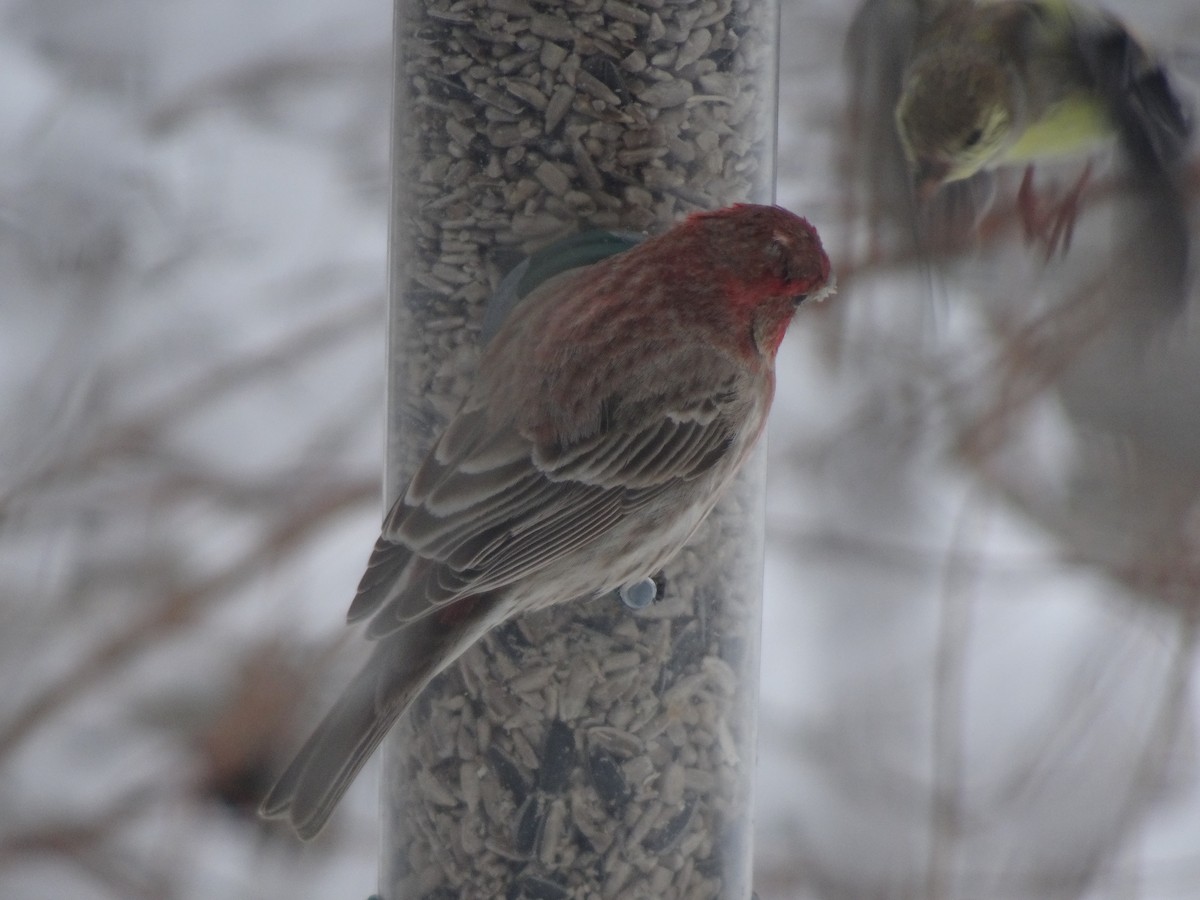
left=913, top=160, right=950, bottom=203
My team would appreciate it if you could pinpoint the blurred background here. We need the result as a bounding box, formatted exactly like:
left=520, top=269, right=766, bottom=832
left=1, top=0, right=1198, bottom=898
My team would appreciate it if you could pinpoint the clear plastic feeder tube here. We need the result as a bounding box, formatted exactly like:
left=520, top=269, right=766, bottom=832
left=382, top=0, right=778, bottom=896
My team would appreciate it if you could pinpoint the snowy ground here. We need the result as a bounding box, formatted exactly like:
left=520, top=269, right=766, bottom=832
left=3, top=0, right=1200, bottom=898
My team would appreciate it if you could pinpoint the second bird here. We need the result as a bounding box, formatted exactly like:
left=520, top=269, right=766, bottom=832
left=847, top=0, right=1192, bottom=318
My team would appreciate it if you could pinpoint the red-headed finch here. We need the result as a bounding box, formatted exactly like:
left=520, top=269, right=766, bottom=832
left=260, top=203, right=833, bottom=839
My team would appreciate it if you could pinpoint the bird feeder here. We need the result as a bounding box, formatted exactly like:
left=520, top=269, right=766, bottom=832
left=382, top=0, right=779, bottom=895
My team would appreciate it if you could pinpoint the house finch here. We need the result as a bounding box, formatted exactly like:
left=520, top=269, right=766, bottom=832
left=260, top=203, right=833, bottom=839
left=846, top=0, right=1191, bottom=314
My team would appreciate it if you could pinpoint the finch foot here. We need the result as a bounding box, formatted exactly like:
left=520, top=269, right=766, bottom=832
left=1017, top=162, right=1093, bottom=259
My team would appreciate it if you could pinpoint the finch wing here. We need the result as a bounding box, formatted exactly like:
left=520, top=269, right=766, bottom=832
left=843, top=0, right=991, bottom=257
left=1073, top=17, right=1190, bottom=174
left=347, top=353, right=748, bottom=635
left=1074, top=16, right=1192, bottom=323
left=843, top=0, right=924, bottom=248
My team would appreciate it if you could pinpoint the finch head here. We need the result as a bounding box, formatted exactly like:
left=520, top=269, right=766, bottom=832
left=660, top=204, right=833, bottom=357
left=896, top=53, right=1016, bottom=191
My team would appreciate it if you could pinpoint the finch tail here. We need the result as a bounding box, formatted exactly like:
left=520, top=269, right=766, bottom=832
left=260, top=594, right=499, bottom=839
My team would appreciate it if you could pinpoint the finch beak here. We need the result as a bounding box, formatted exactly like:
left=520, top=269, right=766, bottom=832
left=913, top=159, right=950, bottom=204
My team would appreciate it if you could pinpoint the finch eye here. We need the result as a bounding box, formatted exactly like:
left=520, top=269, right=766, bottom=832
left=963, top=127, right=984, bottom=149
left=792, top=293, right=809, bottom=307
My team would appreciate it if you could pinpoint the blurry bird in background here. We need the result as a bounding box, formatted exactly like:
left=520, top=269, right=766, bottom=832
left=844, top=0, right=1193, bottom=326
left=195, top=643, right=315, bottom=821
